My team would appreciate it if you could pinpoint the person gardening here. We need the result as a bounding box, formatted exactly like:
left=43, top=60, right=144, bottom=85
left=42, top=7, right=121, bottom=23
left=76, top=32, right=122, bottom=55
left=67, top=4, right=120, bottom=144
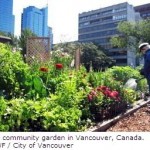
left=139, top=42, right=150, bottom=95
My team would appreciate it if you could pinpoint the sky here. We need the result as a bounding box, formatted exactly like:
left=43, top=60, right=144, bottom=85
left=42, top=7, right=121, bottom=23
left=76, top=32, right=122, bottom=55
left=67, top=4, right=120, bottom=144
left=13, top=0, right=150, bottom=44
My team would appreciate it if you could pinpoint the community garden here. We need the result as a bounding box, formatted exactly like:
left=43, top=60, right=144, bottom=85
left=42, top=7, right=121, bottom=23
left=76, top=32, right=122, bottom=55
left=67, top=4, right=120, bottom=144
left=0, top=42, right=148, bottom=131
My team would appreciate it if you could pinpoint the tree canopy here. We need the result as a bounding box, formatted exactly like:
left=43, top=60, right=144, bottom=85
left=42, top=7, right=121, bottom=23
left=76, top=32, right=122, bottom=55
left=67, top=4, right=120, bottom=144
left=80, top=42, right=115, bottom=71
left=54, top=42, right=115, bottom=71
left=110, top=19, right=150, bottom=53
left=19, top=29, right=37, bottom=58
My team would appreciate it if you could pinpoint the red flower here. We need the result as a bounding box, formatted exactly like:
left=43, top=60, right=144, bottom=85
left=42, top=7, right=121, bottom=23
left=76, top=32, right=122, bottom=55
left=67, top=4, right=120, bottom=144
left=96, top=87, right=102, bottom=91
left=97, top=86, right=107, bottom=91
left=110, top=91, right=119, bottom=97
left=39, top=67, right=48, bottom=72
left=109, top=92, right=116, bottom=99
left=109, top=91, right=120, bottom=101
left=87, top=94, right=93, bottom=101
left=102, top=90, right=111, bottom=97
left=55, top=63, right=63, bottom=69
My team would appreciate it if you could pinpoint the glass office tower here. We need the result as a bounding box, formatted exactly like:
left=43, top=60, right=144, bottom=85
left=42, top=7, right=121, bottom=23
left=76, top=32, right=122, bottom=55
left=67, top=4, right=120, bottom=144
left=21, top=6, right=53, bottom=49
left=21, top=6, right=48, bottom=37
left=0, top=0, right=15, bottom=34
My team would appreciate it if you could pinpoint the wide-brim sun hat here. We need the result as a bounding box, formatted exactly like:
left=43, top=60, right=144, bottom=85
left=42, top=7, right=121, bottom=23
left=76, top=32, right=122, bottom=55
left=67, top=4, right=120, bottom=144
left=139, top=43, right=149, bottom=51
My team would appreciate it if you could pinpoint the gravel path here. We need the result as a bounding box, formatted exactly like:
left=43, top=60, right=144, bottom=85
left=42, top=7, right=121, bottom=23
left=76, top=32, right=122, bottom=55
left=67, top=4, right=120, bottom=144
left=106, top=105, right=150, bottom=132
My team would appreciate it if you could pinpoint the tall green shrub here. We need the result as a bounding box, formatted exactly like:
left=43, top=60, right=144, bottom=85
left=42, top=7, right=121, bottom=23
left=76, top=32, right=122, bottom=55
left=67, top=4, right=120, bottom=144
left=0, top=43, right=30, bottom=99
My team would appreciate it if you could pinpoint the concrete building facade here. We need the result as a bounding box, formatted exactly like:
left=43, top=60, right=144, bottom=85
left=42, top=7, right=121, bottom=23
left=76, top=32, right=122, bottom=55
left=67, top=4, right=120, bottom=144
left=134, top=3, right=150, bottom=19
left=78, top=2, right=141, bottom=66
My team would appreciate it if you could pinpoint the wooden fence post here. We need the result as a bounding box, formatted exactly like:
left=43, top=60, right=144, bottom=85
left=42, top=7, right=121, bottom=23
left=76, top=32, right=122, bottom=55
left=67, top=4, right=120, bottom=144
left=75, top=49, right=81, bottom=70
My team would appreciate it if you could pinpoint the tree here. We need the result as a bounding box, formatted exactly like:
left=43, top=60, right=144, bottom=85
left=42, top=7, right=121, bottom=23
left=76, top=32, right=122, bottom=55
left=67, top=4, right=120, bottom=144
left=19, top=29, right=37, bottom=59
left=7, top=33, right=18, bottom=48
left=0, top=31, right=7, bottom=36
left=80, top=42, right=115, bottom=71
left=110, top=19, right=150, bottom=53
left=53, top=41, right=81, bottom=56
left=54, top=42, right=115, bottom=71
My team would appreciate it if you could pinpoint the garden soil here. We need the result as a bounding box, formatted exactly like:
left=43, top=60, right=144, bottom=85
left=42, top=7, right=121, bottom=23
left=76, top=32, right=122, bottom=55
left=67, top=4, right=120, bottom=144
left=106, top=105, right=150, bottom=132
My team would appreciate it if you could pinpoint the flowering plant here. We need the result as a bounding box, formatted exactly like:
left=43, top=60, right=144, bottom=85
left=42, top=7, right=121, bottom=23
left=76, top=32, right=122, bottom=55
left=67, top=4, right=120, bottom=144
left=55, top=63, right=63, bottom=69
left=87, top=85, right=127, bottom=121
left=87, top=85, right=121, bottom=105
left=51, top=50, right=72, bottom=68
left=39, top=67, right=48, bottom=72
left=97, top=86, right=121, bottom=101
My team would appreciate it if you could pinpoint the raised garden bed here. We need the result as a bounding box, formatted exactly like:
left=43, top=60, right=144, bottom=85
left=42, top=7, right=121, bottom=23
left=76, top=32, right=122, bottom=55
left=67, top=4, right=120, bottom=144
left=88, top=98, right=150, bottom=132
left=89, top=100, right=127, bottom=122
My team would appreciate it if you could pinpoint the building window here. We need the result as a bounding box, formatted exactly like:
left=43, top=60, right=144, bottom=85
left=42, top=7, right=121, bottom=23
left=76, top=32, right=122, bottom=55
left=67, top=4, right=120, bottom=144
left=79, top=23, right=118, bottom=33
left=79, top=22, right=90, bottom=27
left=113, top=14, right=127, bottom=20
left=114, top=7, right=126, bottom=12
left=102, top=9, right=113, bottom=15
left=102, top=16, right=113, bottom=21
left=79, top=16, right=89, bottom=21
left=90, top=19, right=100, bottom=24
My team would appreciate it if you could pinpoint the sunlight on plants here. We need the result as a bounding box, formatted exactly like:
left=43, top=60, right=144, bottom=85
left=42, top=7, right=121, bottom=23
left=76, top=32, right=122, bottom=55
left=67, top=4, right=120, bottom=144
left=0, top=43, right=147, bottom=131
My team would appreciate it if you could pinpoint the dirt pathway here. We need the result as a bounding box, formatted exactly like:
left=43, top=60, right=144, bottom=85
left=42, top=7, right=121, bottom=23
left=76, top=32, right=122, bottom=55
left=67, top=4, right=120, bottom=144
left=106, top=105, right=150, bottom=132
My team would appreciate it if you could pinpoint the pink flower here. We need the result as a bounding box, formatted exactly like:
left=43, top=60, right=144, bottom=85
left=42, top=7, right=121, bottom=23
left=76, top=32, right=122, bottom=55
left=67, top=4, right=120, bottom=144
left=87, top=94, right=93, bottom=101
left=90, top=90, right=97, bottom=96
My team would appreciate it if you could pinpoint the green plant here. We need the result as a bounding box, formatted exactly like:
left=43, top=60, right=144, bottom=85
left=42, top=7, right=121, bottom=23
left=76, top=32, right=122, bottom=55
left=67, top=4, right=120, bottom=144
left=121, top=88, right=137, bottom=104
left=0, top=43, right=30, bottom=99
left=105, top=66, right=142, bottom=85
left=0, top=47, right=148, bottom=131
left=0, top=97, right=84, bottom=131
left=51, top=50, right=72, bottom=68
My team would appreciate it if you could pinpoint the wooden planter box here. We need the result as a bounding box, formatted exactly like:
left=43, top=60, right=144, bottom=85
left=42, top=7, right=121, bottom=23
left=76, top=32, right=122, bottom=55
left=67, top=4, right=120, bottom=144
left=90, top=101, right=127, bottom=122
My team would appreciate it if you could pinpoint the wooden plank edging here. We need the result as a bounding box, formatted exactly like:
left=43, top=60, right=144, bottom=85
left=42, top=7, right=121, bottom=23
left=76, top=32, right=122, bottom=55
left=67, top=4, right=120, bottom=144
left=87, top=98, right=150, bottom=132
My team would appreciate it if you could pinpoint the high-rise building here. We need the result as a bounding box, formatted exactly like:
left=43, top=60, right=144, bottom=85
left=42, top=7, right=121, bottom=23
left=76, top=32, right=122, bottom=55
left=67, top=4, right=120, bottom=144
left=0, top=0, right=15, bottom=34
left=21, top=6, right=53, bottom=49
left=134, top=3, right=150, bottom=19
left=78, top=2, right=141, bottom=66
left=22, top=6, right=47, bottom=36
